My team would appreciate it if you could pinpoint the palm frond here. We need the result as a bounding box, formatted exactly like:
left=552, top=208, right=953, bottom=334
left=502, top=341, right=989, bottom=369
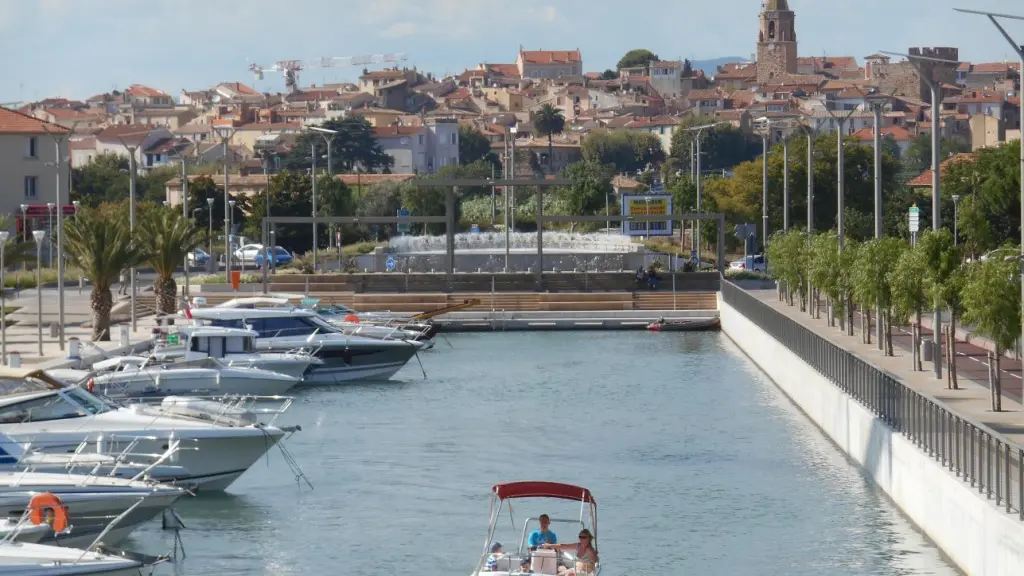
left=139, top=208, right=205, bottom=282
left=64, top=208, right=148, bottom=291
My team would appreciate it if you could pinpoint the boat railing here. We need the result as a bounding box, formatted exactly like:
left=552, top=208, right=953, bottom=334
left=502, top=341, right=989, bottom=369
left=128, top=394, right=294, bottom=427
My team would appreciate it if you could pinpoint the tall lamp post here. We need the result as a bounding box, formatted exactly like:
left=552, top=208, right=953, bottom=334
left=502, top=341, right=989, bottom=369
left=882, top=49, right=961, bottom=378
left=228, top=199, right=236, bottom=268
left=115, top=134, right=146, bottom=333
left=505, top=124, right=519, bottom=271
left=953, top=7, right=1024, bottom=360
left=685, top=122, right=729, bottom=262
left=0, top=230, right=9, bottom=363
left=952, top=195, right=961, bottom=245
left=205, top=197, right=215, bottom=270
left=308, top=126, right=337, bottom=272
left=32, top=230, right=45, bottom=356
left=45, top=203, right=55, bottom=268
left=755, top=117, right=772, bottom=254
left=41, top=124, right=71, bottom=352
left=212, top=126, right=236, bottom=282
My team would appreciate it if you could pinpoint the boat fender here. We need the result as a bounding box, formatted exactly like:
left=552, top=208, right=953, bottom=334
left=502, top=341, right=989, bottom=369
left=28, top=493, right=69, bottom=533
left=85, top=378, right=95, bottom=393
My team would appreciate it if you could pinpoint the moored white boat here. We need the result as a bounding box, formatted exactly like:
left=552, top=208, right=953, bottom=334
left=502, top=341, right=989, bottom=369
left=0, top=540, right=167, bottom=575
left=0, top=368, right=296, bottom=492
left=152, top=325, right=321, bottom=380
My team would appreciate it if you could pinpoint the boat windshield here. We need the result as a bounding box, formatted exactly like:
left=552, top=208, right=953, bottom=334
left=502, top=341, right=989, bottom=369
left=209, top=315, right=340, bottom=338
left=0, top=387, right=110, bottom=424
left=0, top=376, right=60, bottom=396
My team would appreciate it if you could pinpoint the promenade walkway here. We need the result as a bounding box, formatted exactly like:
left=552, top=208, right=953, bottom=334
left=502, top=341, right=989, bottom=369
left=749, top=290, right=1024, bottom=447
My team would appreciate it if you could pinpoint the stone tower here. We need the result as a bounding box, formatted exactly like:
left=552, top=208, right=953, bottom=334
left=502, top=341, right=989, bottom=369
left=756, top=0, right=798, bottom=83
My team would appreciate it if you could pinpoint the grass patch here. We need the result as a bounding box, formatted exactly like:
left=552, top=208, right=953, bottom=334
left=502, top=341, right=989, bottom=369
left=3, top=268, right=84, bottom=289
left=191, top=273, right=261, bottom=285
left=724, top=269, right=771, bottom=281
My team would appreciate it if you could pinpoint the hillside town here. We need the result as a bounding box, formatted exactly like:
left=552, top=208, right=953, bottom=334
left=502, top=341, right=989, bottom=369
left=0, top=0, right=1020, bottom=256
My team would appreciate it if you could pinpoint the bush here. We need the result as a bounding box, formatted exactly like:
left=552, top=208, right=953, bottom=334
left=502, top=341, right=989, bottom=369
left=191, top=273, right=260, bottom=285
left=725, top=269, right=770, bottom=281
left=3, top=267, right=84, bottom=289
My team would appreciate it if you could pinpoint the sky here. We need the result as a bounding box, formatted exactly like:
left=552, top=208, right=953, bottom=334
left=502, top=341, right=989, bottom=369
left=2, top=0, right=1024, bottom=102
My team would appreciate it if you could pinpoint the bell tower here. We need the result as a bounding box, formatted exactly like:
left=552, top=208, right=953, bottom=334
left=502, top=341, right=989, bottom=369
left=756, top=0, right=798, bottom=83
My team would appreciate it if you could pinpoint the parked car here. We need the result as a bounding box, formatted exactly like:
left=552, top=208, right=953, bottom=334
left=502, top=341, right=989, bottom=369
left=234, top=244, right=292, bottom=267
left=729, top=254, right=766, bottom=272
left=188, top=248, right=210, bottom=266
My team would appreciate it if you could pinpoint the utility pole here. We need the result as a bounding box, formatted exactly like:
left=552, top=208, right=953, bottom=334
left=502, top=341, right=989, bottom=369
left=116, top=135, right=145, bottom=333
left=755, top=118, right=772, bottom=251
left=180, top=154, right=190, bottom=300
left=823, top=99, right=863, bottom=251
left=782, top=136, right=790, bottom=231
left=308, top=126, right=338, bottom=272
left=506, top=125, right=518, bottom=271
left=211, top=126, right=236, bottom=283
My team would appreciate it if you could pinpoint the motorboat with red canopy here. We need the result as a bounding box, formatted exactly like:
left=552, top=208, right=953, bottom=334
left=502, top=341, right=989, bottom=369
left=472, top=481, right=600, bottom=576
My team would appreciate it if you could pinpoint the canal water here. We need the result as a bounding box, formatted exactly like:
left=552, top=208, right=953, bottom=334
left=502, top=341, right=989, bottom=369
left=129, top=331, right=959, bottom=576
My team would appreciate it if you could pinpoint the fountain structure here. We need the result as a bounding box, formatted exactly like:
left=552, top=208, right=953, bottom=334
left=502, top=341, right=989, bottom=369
left=356, top=231, right=662, bottom=272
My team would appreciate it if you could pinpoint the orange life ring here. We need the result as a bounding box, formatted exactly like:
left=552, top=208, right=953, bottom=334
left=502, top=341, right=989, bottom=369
left=29, top=492, right=69, bottom=533
left=86, top=378, right=95, bottom=393
left=343, top=314, right=360, bottom=323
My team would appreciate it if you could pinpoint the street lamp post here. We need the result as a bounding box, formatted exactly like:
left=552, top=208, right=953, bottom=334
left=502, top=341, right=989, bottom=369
left=755, top=118, right=772, bottom=253
left=506, top=125, right=519, bottom=271
left=228, top=200, right=236, bottom=264
left=19, top=205, right=27, bottom=244
left=114, top=134, right=145, bottom=333
left=953, top=7, right=1024, bottom=359
left=45, top=203, right=55, bottom=268
left=0, top=230, right=9, bottom=363
left=882, top=50, right=960, bottom=379
left=212, top=126, right=236, bottom=283
left=41, top=124, right=72, bottom=352
left=32, top=230, right=45, bottom=356
left=206, top=197, right=214, bottom=269
left=952, top=195, right=961, bottom=245
left=308, top=127, right=338, bottom=272
left=686, top=122, right=729, bottom=263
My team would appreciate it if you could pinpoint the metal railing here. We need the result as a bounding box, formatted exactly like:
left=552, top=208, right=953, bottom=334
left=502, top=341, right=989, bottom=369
left=721, top=279, right=1024, bottom=520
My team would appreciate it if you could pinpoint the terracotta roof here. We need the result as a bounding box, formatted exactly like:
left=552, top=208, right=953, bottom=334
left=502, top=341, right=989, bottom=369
left=611, top=174, right=644, bottom=190
left=218, top=82, right=260, bottom=95
left=715, top=63, right=757, bottom=80
left=360, top=70, right=405, bottom=80
left=688, top=89, right=725, bottom=101
left=236, top=122, right=301, bottom=131
left=485, top=63, right=521, bottom=78
left=372, top=126, right=424, bottom=138
left=69, top=137, right=96, bottom=151
left=125, top=84, right=169, bottom=98
left=957, top=91, right=1004, bottom=104
left=850, top=126, right=914, bottom=142
left=624, top=116, right=679, bottom=128
left=95, top=124, right=154, bottom=144
left=519, top=50, right=581, bottom=65
left=0, top=106, right=70, bottom=135
left=42, top=108, right=95, bottom=120
left=907, top=153, right=975, bottom=187
left=971, top=62, right=1014, bottom=74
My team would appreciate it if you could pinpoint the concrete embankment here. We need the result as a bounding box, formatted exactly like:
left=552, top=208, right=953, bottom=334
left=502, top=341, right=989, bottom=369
left=719, top=286, right=1024, bottom=576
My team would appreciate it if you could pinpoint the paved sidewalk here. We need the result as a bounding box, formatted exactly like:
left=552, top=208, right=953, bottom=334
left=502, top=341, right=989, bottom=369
left=750, top=290, right=1024, bottom=447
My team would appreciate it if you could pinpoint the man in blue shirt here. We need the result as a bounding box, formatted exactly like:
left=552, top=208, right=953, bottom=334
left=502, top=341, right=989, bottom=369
left=527, top=514, right=557, bottom=549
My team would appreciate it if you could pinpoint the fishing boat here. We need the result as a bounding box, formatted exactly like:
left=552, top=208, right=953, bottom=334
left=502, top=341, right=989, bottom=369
left=471, top=481, right=600, bottom=576
left=645, top=317, right=721, bottom=332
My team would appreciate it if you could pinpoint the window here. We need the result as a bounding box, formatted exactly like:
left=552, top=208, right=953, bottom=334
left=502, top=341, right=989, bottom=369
left=450, top=156, right=457, bottom=166
left=0, top=393, right=87, bottom=424
left=25, top=137, right=37, bottom=158
left=23, top=176, right=37, bottom=198
left=450, top=133, right=457, bottom=145
left=418, top=134, right=424, bottom=145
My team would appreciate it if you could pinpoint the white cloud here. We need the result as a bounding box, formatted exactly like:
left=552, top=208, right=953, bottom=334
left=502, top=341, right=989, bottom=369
left=540, top=6, right=558, bottom=22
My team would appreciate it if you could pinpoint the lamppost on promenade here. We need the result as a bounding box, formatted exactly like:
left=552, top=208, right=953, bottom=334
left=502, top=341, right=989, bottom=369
left=881, top=49, right=961, bottom=379
left=212, top=125, right=236, bottom=282
left=32, top=230, right=45, bottom=356
left=114, top=132, right=148, bottom=333
left=685, top=121, right=729, bottom=262
left=308, top=126, right=337, bottom=272
left=754, top=117, right=772, bottom=253
left=0, top=230, right=9, bottom=363
left=953, top=6, right=1024, bottom=367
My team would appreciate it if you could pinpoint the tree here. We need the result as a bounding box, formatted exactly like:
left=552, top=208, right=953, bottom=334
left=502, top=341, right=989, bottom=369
left=668, top=120, right=760, bottom=173
left=139, top=208, right=204, bottom=314
left=807, top=232, right=841, bottom=325
left=459, top=125, right=496, bottom=167
left=282, top=116, right=393, bottom=173
left=888, top=244, right=929, bottom=371
left=765, top=229, right=808, bottom=309
left=837, top=239, right=861, bottom=335
left=71, top=153, right=129, bottom=207
left=918, top=228, right=964, bottom=389
left=63, top=207, right=148, bottom=341
left=581, top=129, right=664, bottom=174
left=943, top=140, right=1020, bottom=256
left=851, top=237, right=907, bottom=353
left=243, top=170, right=351, bottom=252
left=355, top=180, right=410, bottom=239
left=961, top=251, right=1022, bottom=411
left=552, top=162, right=614, bottom=231
left=617, top=49, right=659, bottom=70
left=901, top=134, right=970, bottom=179
left=533, top=104, right=566, bottom=174
left=184, top=175, right=220, bottom=233
left=599, top=69, right=618, bottom=80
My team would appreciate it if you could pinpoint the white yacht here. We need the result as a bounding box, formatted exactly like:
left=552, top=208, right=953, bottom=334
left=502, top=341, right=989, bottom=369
left=48, top=355, right=298, bottom=398
left=152, top=325, right=320, bottom=380
left=0, top=369, right=295, bottom=492
left=0, top=540, right=167, bottom=575
left=187, top=307, right=423, bottom=385
left=0, top=476, right=185, bottom=548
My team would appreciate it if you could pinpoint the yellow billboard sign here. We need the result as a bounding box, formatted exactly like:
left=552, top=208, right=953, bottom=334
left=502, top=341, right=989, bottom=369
left=621, top=194, right=673, bottom=236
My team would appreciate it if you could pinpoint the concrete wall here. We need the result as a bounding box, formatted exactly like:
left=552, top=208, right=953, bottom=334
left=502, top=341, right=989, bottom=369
left=720, top=296, right=1024, bottom=576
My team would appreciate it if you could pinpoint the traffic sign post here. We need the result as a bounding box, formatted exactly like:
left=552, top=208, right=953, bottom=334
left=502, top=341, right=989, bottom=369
left=385, top=256, right=396, bottom=272
left=909, top=205, right=920, bottom=246
left=690, top=249, right=698, bottom=267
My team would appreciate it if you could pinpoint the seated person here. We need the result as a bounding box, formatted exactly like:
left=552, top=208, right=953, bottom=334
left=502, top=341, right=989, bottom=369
left=541, top=529, right=598, bottom=576
left=528, top=514, right=557, bottom=549
left=485, top=542, right=503, bottom=571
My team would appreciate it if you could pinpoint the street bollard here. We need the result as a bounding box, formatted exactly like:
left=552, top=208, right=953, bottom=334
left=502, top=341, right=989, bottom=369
left=118, top=325, right=129, bottom=347
left=6, top=352, right=20, bottom=368
left=67, top=337, right=80, bottom=360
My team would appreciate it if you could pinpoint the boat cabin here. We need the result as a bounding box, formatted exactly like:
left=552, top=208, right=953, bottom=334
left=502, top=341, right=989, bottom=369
left=180, top=326, right=258, bottom=361
left=0, top=368, right=113, bottom=425
left=92, top=356, right=152, bottom=373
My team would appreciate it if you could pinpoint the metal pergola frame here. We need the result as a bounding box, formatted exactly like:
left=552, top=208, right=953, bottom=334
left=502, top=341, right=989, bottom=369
left=259, top=177, right=726, bottom=292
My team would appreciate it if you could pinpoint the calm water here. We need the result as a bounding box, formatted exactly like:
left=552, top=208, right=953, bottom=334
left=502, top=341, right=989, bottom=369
left=127, top=331, right=960, bottom=576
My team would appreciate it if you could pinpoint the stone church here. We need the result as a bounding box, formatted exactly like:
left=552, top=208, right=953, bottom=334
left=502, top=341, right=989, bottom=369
left=756, top=0, right=798, bottom=83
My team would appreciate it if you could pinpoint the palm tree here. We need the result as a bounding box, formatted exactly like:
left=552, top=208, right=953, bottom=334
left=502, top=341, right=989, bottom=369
left=64, top=208, right=147, bottom=341
left=139, top=208, right=204, bottom=315
left=532, top=104, right=566, bottom=173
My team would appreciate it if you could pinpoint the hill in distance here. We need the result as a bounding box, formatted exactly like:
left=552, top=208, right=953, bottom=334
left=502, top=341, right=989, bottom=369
left=691, top=56, right=747, bottom=76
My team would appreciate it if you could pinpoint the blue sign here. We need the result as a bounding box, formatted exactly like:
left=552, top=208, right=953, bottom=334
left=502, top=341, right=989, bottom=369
left=470, top=224, right=480, bottom=234
left=397, top=209, right=411, bottom=234
left=385, top=256, right=396, bottom=272
left=690, top=250, right=698, bottom=264
left=621, top=194, right=673, bottom=237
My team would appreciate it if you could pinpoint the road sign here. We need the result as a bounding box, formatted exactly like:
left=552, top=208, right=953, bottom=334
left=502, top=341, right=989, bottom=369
left=690, top=250, right=698, bottom=265
left=909, top=205, right=920, bottom=233
left=621, top=194, right=673, bottom=237
left=470, top=224, right=480, bottom=234
left=397, top=209, right=411, bottom=234
left=386, top=256, right=396, bottom=272
left=166, top=334, right=179, bottom=345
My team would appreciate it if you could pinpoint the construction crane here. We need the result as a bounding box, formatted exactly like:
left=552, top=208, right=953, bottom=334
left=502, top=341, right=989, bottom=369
left=248, top=53, right=408, bottom=93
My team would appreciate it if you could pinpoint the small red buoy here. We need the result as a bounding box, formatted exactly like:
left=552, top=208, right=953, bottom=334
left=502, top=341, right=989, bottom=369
left=343, top=314, right=360, bottom=323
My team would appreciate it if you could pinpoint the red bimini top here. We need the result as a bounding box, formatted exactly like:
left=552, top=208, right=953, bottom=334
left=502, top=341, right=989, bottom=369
left=492, top=481, right=596, bottom=504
